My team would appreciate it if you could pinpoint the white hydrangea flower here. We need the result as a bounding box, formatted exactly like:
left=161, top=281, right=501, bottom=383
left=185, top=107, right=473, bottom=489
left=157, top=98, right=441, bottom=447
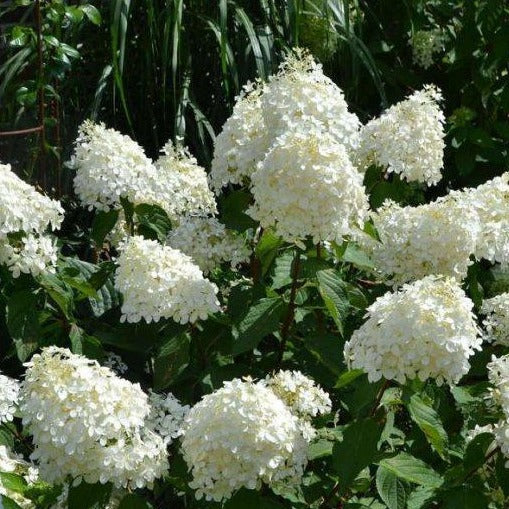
left=357, top=85, right=445, bottom=186
left=70, top=121, right=159, bottom=212
left=360, top=197, right=479, bottom=285
left=264, top=370, right=332, bottom=418
left=411, top=29, right=444, bottom=69
left=344, top=276, right=482, bottom=385
left=457, top=173, right=509, bottom=264
left=487, top=355, right=509, bottom=419
left=0, top=163, right=63, bottom=238
left=0, top=373, right=20, bottom=423
left=19, top=347, right=168, bottom=488
left=153, top=140, right=217, bottom=221
left=261, top=51, right=360, bottom=157
left=493, top=421, right=509, bottom=467
left=146, top=391, right=190, bottom=446
left=114, top=236, right=220, bottom=324
left=167, top=216, right=250, bottom=274
left=103, top=352, right=128, bottom=375
left=209, top=81, right=269, bottom=193
left=248, top=129, right=369, bottom=244
left=465, top=424, right=495, bottom=443
left=481, top=293, right=509, bottom=346
left=181, top=378, right=311, bottom=502
left=0, top=234, right=58, bottom=279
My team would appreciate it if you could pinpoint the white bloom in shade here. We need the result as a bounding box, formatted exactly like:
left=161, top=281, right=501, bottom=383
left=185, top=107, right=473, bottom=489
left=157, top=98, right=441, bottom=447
left=261, top=51, right=360, bottom=156
left=411, top=30, right=444, bottom=69
left=146, top=391, right=190, bottom=446
left=493, top=421, right=509, bottom=467
left=264, top=370, right=331, bottom=418
left=19, top=347, right=168, bottom=488
left=70, top=120, right=159, bottom=211
left=466, top=424, right=495, bottom=442
left=114, top=236, right=220, bottom=324
left=209, top=81, right=268, bottom=194
left=0, top=445, right=35, bottom=509
left=153, top=140, right=217, bottom=221
left=181, top=378, right=311, bottom=502
left=249, top=130, right=369, bottom=244
left=360, top=197, right=479, bottom=285
left=487, top=355, right=509, bottom=419
left=0, top=163, right=64, bottom=238
left=481, top=293, right=509, bottom=346
left=357, top=85, right=445, bottom=186
left=0, top=374, right=20, bottom=423
left=167, top=216, right=250, bottom=274
left=0, top=234, right=58, bottom=278
left=457, top=173, right=509, bottom=265
left=104, top=352, right=128, bottom=375
left=344, top=276, right=482, bottom=385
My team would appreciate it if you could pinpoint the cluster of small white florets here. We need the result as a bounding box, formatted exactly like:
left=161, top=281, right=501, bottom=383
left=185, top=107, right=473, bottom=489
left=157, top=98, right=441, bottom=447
left=0, top=373, right=20, bottom=423
left=411, top=29, right=444, bottom=69
left=0, top=445, right=37, bottom=509
left=344, top=276, right=482, bottom=385
left=167, top=216, right=250, bottom=274
left=19, top=347, right=169, bottom=488
left=357, top=85, right=445, bottom=186
left=209, top=81, right=268, bottom=193
left=260, top=51, right=361, bottom=157
left=146, top=391, right=190, bottom=446
left=263, top=370, right=332, bottom=419
left=456, top=174, right=509, bottom=265
left=114, top=236, right=220, bottom=324
left=103, top=351, right=129, bottom=374
left=0, top=163, right=63, bottom=278
left=249, top=129, right=369, bottom=244
left=481, top=293, right=509, bottom=346
left=361, top=197, right=479, bottom=284
left=70, top=121, right=159, bottom=212
left=153, top=140, right=217, bottom=221
left=181, top=377, right=313, bottom=502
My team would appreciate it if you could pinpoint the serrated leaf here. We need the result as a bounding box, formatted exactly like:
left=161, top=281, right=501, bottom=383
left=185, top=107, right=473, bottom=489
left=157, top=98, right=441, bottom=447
left=332, top=418, right=382, bottom=493
left=0, top=473, right=26, bottom=494
left=376, top=466, right=409, bottom=509
left=232, top=298, right=285, bottom=355
left=335, top=369, right=365, bottom=388
left=406, top=485, right=436, bottom=509
left=256, top=230, right=283, bottom=276
left=407, top=394, right=448, bottom=458
left=379, top=453, right=443, bottom=488
left=341, top=243, right=374, bottom=271
left=463, top=433, right=495, bottom=472
left=91, top=210, right=119, bottom=246
left=153, top=333, right=190, bottom=390
left=317, top=269, right=349, bottom=335
left=135, top=204, right=172, bottom=243
left=440, top=486, right=489, bottom=508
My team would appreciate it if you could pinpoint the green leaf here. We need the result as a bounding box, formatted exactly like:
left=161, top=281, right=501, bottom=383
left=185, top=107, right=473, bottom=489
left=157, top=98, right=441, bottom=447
left=80, top=4, right=102, bottom=25
left=67, top=481, right=112, bottom=509
left=69, top=324, right=104, bottom=360
left=153, top=333, right=190, bottom=390
left=221, top=191, right=257, bottom=232
left=0, top=473, right=26, bottom=494
left=407, top=394, right=448, bottom=458
left=379, top=453, right=443, bottom=489
left=256, top=230, right=283, bottom=276
left=0, top=496, right=23, bottom=509
left=495, top=453, right=509, bottom=496
left=91, top=210, right=119, bottom=246
left=223, top=489, right=285, bottom=509
left=232, top=298, right=285, bottom=355
left=440, top=486, right=489, bottom=508
left=38, top=273, right=74, bottom=319
left=406, top=486, right=436, bottom=509
left=341, top=243, right=374, bottom=271
left=6, top=290, right=40, bottom=361
left=317, top=269, right=349, bottom=335
left=335, top=369, right=364, bottom=388
left=308, top=439, right=334, bottom=460
left=376, top=466, right=409, bottom=509
left=463, top=433, right=495, bottom=473
left=332, top=418, right=382, bottom=493
left=135, top=204, right=172, bottom=243
left=118, top=494, right=153, bottom=508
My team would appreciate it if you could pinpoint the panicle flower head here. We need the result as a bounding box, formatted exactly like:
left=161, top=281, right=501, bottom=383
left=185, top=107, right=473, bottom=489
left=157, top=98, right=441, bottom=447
left=481, top=293, right=509, bottom=346
left=153, top=139, right=217, bottom=220
left=344, top=276, right=482, bottom=385
left=19, top=347, right=168, bottom=488
left=248, top=129, right=369, bottom=244
left=146, top=391, right=190, bottom=446
left=70, top=121, right=158, bottom=212
left=181, top=377, right=312, bottom=502
left=0, top=373, right=20, bottom=423
left=0, top=445, right=36, bottom=508
left=114, top=236, right=220, bottom=324
left=167, top=216, right=250, bottom=274
left=264, top=370, right=332, bottom=418
left=411, top=29, right=444, bottom=69
left=209, top=81, right=269, bottom=193
left=357, top=85, right=445, bottom=186
left=261, top=50, right=360, bottom=156
left=360, top=197, right=479, bottom=285
left=0, top=163, right=63, bottom=238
